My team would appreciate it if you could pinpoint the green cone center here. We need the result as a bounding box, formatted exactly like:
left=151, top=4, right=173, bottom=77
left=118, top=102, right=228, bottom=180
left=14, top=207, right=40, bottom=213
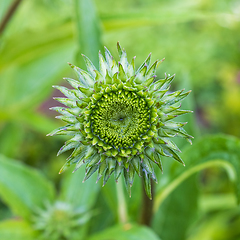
left=91, top=90, right=150, bottom=149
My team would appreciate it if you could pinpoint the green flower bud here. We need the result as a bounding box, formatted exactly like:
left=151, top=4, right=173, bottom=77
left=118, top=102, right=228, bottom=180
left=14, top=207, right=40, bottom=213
left=33, top=201, right=91, bottom=240
left=49, top=42, right=193, bottom=199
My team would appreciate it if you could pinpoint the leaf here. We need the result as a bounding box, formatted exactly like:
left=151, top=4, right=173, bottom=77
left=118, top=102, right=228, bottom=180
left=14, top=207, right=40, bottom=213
left=152, top=176, right=198, bottom=240
left=152, top=135, right=240, bottom=240
left=0, top=122, right=25, bottom=158
left=87, top=224, right=161, bottom=240
left=0, top=220, right=37, bottom=240
left=0, top=21, right=73, bottom=68
left=180, top=135, right=240, bottom=199
left=101, top=11, right=233, bottom=31
left=100, top=175, right=119, bottom=220
left=125, top=175, right=142, bottom=222
left=60, top=165, right=99, bottom=210
left=74, top=0, right=101, bottom=67
left=187, top=208, right=240, bottom=240
left=0, top=155, right=55, bottom=220
left=15, top=111, right=62, bottom=135
left=0, top=43, right=74, bottom=111
left=87, top=191, right=116, bottom=235
left=154, top=135, right=240, bottom=209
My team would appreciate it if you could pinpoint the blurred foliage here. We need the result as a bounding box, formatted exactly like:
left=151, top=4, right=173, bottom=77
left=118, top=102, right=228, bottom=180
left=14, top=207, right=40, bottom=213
left=0, top=135, right=240, bottom=239
left=0, top=0, right=240, bottom=239
left=0, top=154, right=98, bottom=240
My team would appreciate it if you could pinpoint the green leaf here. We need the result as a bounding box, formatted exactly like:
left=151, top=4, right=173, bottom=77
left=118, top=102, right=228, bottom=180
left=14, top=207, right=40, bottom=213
left=0, top=155, right=55, bottom=220
left=87, top=191, right=116, bottom=235
left=152, top=135, right=240, bottom=240
left=0, top=43, right=74, bottom=111
left=101, top=11, right=233, bottom=31
left=14, top=111, right=62, bottom=135
left=74, top=0, right=101, bottom=67
left=152, top=176, right=198, bottom=240
left=101, top=175, right=119, bottom=220
left=187, top=208, right=240, bottom=240
left=0, top=122, right=24, bottom=158
left=0, top=220, right=37, bottom=240
left=154, top=135, right=240, bottom=210
left=87, top=224, right=161, bottom=240
left=0, top=20, right=75, bottom=122
left=125, top=175, right=142, bottom=222
left=60, top=165, right=99, bottom=210
left=154, top=160, right=237, bottom=213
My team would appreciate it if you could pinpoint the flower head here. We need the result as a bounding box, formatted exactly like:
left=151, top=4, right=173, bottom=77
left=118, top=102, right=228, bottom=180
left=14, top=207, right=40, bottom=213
left=48, top=42, right=193, bottom=199
left=33, top=201, right=91, bottom=240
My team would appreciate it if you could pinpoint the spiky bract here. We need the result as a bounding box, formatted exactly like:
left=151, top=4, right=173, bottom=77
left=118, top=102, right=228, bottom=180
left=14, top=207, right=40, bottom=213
left=48, top=42, right=193, bottom=199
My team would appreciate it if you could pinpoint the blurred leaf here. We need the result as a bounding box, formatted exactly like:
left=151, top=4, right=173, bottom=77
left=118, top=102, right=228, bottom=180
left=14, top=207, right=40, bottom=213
left=0, top=154, right=55, bottom=220
left=87, top=191, right=115, bottom=235
left=0, top=22, right=73, bottom=68
left=188, top=208, right=240, bottom=240
left=16, top=111, right=62, bottom=135
left=0, top=219, right=37, bottom=240
left=100, top=176, right=119, bottom=220
left=154, top=159, right=237, bottom=213
left=60, top=165, right=99, bottom=210
left=0, top=122, right=24, bottom=157
left=180, top=135, right=240, bottom=198
left=87, top=224, right=161, bottom=240
left=74, top=0, right=101, bottom=66
left=95, top=173, right=136, bottom=224
left=199, top=193, right=237, bottom=213
left=154, top=135, right=240, bottom=211
left=152, top=176, right=198, bottom=240
left=126, top=175, right=142, bottom=222
left=101, top=11, right=237, bottom=31
left=0, top=43, right=74, bottom=111
left=152, top=135, right=240, bottom=240
left=70, top=226, right=89, bottom=240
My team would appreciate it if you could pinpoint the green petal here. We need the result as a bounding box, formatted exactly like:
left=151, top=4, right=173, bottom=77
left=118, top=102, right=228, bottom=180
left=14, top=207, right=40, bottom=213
left=82, top=54, right=96, bottom=78
left=131, top=156, right=141, bottom=177
left=115, top=163, right=123, bottom=182
left=142, top=169, right=152, bottom=200
left=83, top=165, right=99, bottom=182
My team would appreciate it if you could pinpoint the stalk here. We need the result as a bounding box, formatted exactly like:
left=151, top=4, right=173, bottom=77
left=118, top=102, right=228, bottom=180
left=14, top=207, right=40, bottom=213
left=140, top=179, right=154, bottom=226
left=116, top=175, right=128, bottom=224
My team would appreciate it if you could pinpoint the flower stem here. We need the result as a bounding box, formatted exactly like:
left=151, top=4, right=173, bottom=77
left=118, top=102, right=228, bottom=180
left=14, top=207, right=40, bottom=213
left=140, top=179, right=154, bottom=226
left=116, top=175, right=128, bottom=224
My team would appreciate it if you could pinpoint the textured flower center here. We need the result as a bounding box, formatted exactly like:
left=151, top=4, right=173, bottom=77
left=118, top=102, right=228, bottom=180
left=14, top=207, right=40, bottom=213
left=91, top=90, right=150, bottom=149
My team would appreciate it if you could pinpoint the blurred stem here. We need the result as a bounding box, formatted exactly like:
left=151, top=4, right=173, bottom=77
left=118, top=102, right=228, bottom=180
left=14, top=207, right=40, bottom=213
left=116, top=175, right=128, bottom=224
left=0, top=0, right=23, bottom=36
left=140, top=179, right=154, bottom=226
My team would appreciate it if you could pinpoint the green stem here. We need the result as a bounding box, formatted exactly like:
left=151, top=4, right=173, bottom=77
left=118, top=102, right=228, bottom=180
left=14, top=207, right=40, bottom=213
left=116, top=175, right=128, bottom=223
left=153, top=159, right=237, bottom=213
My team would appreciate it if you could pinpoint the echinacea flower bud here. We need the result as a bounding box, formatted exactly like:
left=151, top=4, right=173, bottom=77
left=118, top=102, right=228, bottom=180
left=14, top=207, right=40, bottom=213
left=48, top=42, right=193, bottom=199
left=33, top=201, right=90, bottom=240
